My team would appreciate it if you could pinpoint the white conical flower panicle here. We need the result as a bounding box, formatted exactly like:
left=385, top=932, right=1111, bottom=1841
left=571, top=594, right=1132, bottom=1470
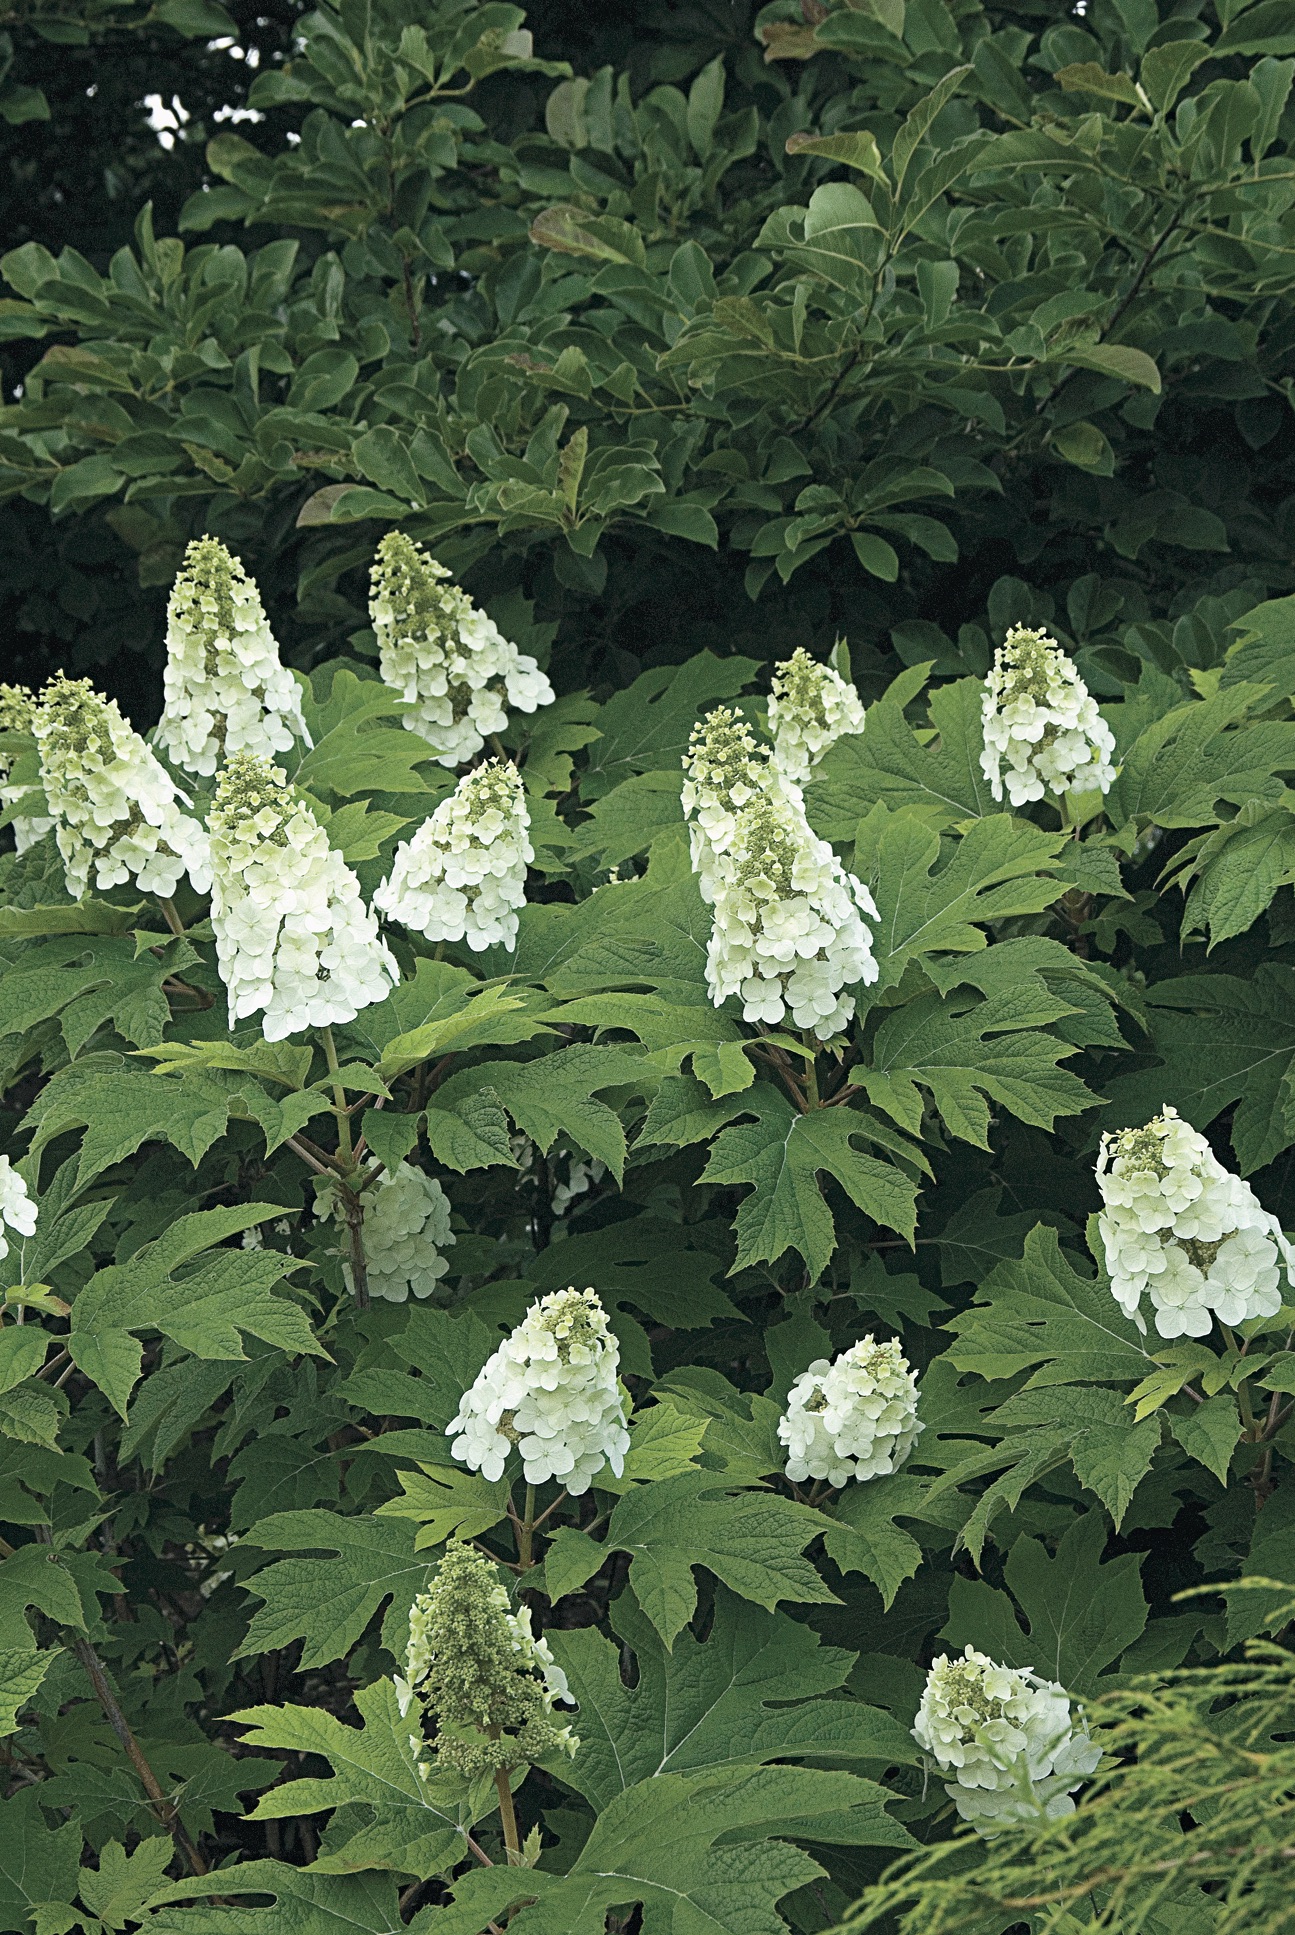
left=704, top=796, right=877, bottom=1039
left=371, top=533, right=553, bottom=768
left=979, top=625, right=1117, bottom=807
left=0, top=683, right=52, bottom=853
left=779, top=1336, right=922, bottom=1486
left=0, top=1156, right=37, bottom=1267
left=768, top=648, right=866, bottom=786
left=1096, top=1105, right=1291, bottom=1340
left=913, top=1645, right=1100, bottom=1837
left=157, top=538, right=309, bottom=778
left=447, top=1286, right=629, bottom=1495
left=208, top=753, right=396, bottom=1041
left=33, top=675, right=210, bottom=901
left=375, top=759, right=531, bottom=951
left=682, top=705, right=799, bottom=904
left=324, top=1162, right=454, bottom=1303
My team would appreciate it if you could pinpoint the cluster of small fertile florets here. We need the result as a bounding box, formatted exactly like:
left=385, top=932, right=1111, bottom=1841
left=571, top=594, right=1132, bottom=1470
left=447, top=1287, right=629, bottom=1495
left=1096, top=1106, right=1291, bottom=1339
left=779, top=1337, right=923, bottom=1486
left=207, top=753, right=395, bottom=1041
left=324, top=1161, right=455, bottom=1303
left=682, top=706, right=797, bottom=903
left=0, top=1156, right=37, bottom=1268
left=400, top=1541, right=577, bottom=1781
left=157, top=538, right=309, bottom=778
left=912, top=1645, right=1100, bottom=1836
left=979, top=626, right=1117, bottom=807
left=768, top=648, right=867, bottom=786
left=33, top=675, right=210, bottom=902
left=704, top=796, right=878, bottom=1039
left=371, top=533, right=553, bottom=768
left=0, top=683, right=52, bottom=853
left=375, top=759, right=532, bottom=951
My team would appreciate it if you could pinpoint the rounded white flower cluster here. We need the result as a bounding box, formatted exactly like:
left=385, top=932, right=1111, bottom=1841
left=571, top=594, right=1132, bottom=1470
left=979, top=626, right=1117, bottom=807
left=0, top=683, right=52, bottom=853
left=682, top=705, right=798, bottom=904
left=1096, top=1105, right=1291, bottom=1339
left=326, top=1161, right=455, bottom=1303
left=208, top=753, right=396, bottom=1040
left=371, top=533, right=553, bottom=768
left=33, top=675, right=210, bottom=901
left=157, top=538, right=309, bottom=778
left=375, top=758, right=532, bottom=951
left=768, top=647, right=867, bottom=786
left=0, top=1156, right=37, bottom=1268
left=913, top=1645, right=1100, bottom=1836
left=779, top=1336, right=922, bottom=1486
left=447, top=1286, right=629, bottom=1495
left=705, top=796, right=878, bottom=1039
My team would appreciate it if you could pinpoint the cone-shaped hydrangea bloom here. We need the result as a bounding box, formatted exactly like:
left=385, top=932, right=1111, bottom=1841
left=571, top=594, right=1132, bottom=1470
left=682, top=705, right=799, bottom=904
left=768, top=648, right=867, bottom=786
left=979, top=625, right=1117, bottom=807
left=34, top=675, right=210, bottom=901
left=157, top=537, right=309, bottom=778
left=913, top=1645, right=1100, bottom=1836
left=324, top=1161, right=455, bottom=1303
left=371, top=533, right=553, bottom=768
left=779, top=1336, right=922, bottom=1485
left=0, top=683, right=52, bottom=853
left=400, top=1541, right=577, bottom=1779
left=447, top=1286, right=629, bottom=1495
left=374, top=758, right=531, bottom=951
left=0, top=1156, right=37, bottom=1267
left=1096, top=1105, right=1291, bottom=1339
left=208, top=753, right=396, bottom=1041
left=704, top=796, right=877, bottom=1039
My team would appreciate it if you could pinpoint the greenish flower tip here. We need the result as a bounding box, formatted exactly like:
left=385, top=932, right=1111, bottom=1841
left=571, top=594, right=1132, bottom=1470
left=170, top=536, right=245, bottom=643
left=685, top=705, right=763, bottom=807
left=402, top=1541, right=578, bottom=1781
left=37, top=675, right=115, bottom=761
left=210, top=751, right=294, bottom=842
left=732, top=800, right=801, bottom=898
left=993, top=625, right=1067, bottom=704
left=0, top=683, right=36, bottom=735
left=371, top=529, right=457, bottom=631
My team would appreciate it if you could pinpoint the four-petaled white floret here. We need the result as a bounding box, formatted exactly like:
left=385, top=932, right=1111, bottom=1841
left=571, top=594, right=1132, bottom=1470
left=208, top=752, right=396, bottom=1041
left=704, top=794, right=877, bottom=1039
left=375, top=758, right=531, bottom=951
left=1096, top=1105, right=1291, bottom=1339
left=979, top=626, right=1117, bottom=808
left=157, top=538, right=310, bottom=778
left=0, top=1156, right=37, bottom=1267
left=371, top=533, right=553, bottom=768
left=447, top=1286, right=629, bottom=1495
left=779, top=1336, right=922, bottom=1485
left=913, top=1644, right=1100, bottom=1836
left=34, top=675, right=210, bottom=902
left=768, top=647, right=866, bottom=786
left=324, top=1161, right=455, bottom=1303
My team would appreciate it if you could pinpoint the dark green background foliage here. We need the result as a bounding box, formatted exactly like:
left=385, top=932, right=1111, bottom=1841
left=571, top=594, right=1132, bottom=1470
left=2, top=1, right=1295, bottom=1930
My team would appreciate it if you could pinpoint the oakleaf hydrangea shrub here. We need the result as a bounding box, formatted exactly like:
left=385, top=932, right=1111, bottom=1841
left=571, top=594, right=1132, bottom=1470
left=1, top=4, right=1295, bottom=1928
left=913, top=1647, right=1100, bottom=1835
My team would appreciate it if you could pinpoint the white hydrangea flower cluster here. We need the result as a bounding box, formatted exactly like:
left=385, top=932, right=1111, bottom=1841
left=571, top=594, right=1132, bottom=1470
left=447, top=1286, right=630, bottom=1495
left=371, top=533, right=553, bottom=768
left=208, top=753, right=396, bottom=1041
left=682, top=705, right=798, bottom=904
left=0, top=1156, right=37, bottom=1268
left=768, top=647, right=867, bottom=786
left=0, top=683, right=52, bottom=853
left=913, top=1645, right=1100, bottom=1836
left=779, top=1336, right=922, bottom=1486
left=979, top=625, right=1117, bottom=807
left=157, top=537, right=309, bottom=778
left=33, top=675, right=210, bottom=901
left=704, top=796, right=878, bottom=1039
left=1096, top=1105, right=1292, bottom=1339
left=325, top=1161, right=455, bottom=1303
left=375, top=758, right=532, bottom=951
